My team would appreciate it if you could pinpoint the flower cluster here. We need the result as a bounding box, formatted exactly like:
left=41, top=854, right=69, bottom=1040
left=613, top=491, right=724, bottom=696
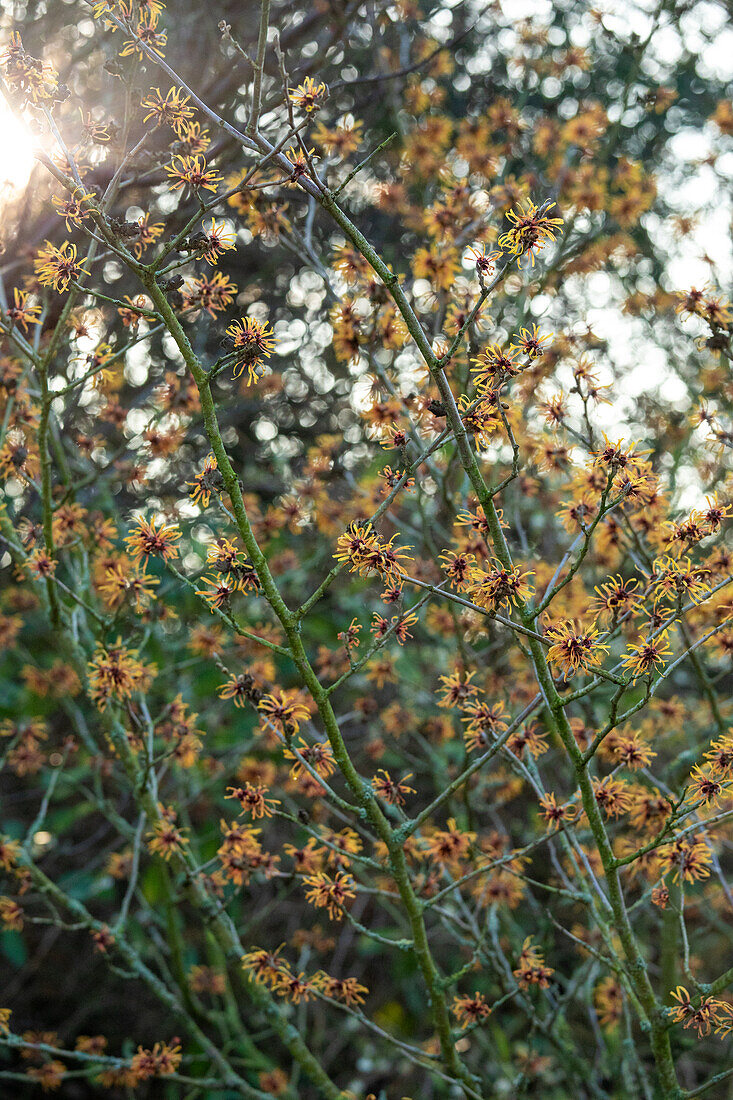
left=2, top=5, right=733, bottom=1099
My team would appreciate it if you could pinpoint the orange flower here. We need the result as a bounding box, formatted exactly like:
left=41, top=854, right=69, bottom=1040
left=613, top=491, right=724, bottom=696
left=668, top=987, right=726, bottom=1037
left=147, top=808, right=189, bottom=862
left=225, top=784, right=280, bottom=818
left=467, top=560, right=534, bottom=613
left=546, top=621, right=609, bottom=677
left=453, top=991, right=492, bottom=1028
left=371, top=769, right=415, bottom=805
left=182, top=272, right=238, bottom=316
left=658, top=835, right=713, bottom=884
left=538, top=792, right=577, bottom=832
left=4, top=288, right=41, bottom=332
left=303, top=871, right=355, bottom=919
left=130, top=1040, right=182, bottom=1078
left=513, top=937, right=554, bottom=989
left=461, top=700, right=509, bottom=753
left=88, top=638, right=154, bottom=710
left=124, top=516, right=181, bottom=566
left=284, top=737, right=335, bottom=779
left=317, top=973, right=368, bottom=1005
left=686, top=765, right=726, bottom=807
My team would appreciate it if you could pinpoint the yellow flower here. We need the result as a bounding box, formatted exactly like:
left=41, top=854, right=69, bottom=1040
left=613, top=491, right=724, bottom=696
left=51, top=189, right=95, bottom=231
left=164, top=154, right=221, bottom=193
left=147, top=809, right=189, bottom=861
left=498, top=198, right=564, bottom=265
left=141, top=85, right=195, bottom=134
left=119, top=11, right=167, bottom=58
left=622, top=630, right=672, bottom=679
left=34, top=240, right=89, bottom=292
left=225, top=316, right=276, bottom=384
left=289, top=76, right=327, bottom=113
left=546, top=621, right=609, bottom=677
left=303, top=871, right=355, bottom=919
left=200, top=218, right=236, bottom=265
